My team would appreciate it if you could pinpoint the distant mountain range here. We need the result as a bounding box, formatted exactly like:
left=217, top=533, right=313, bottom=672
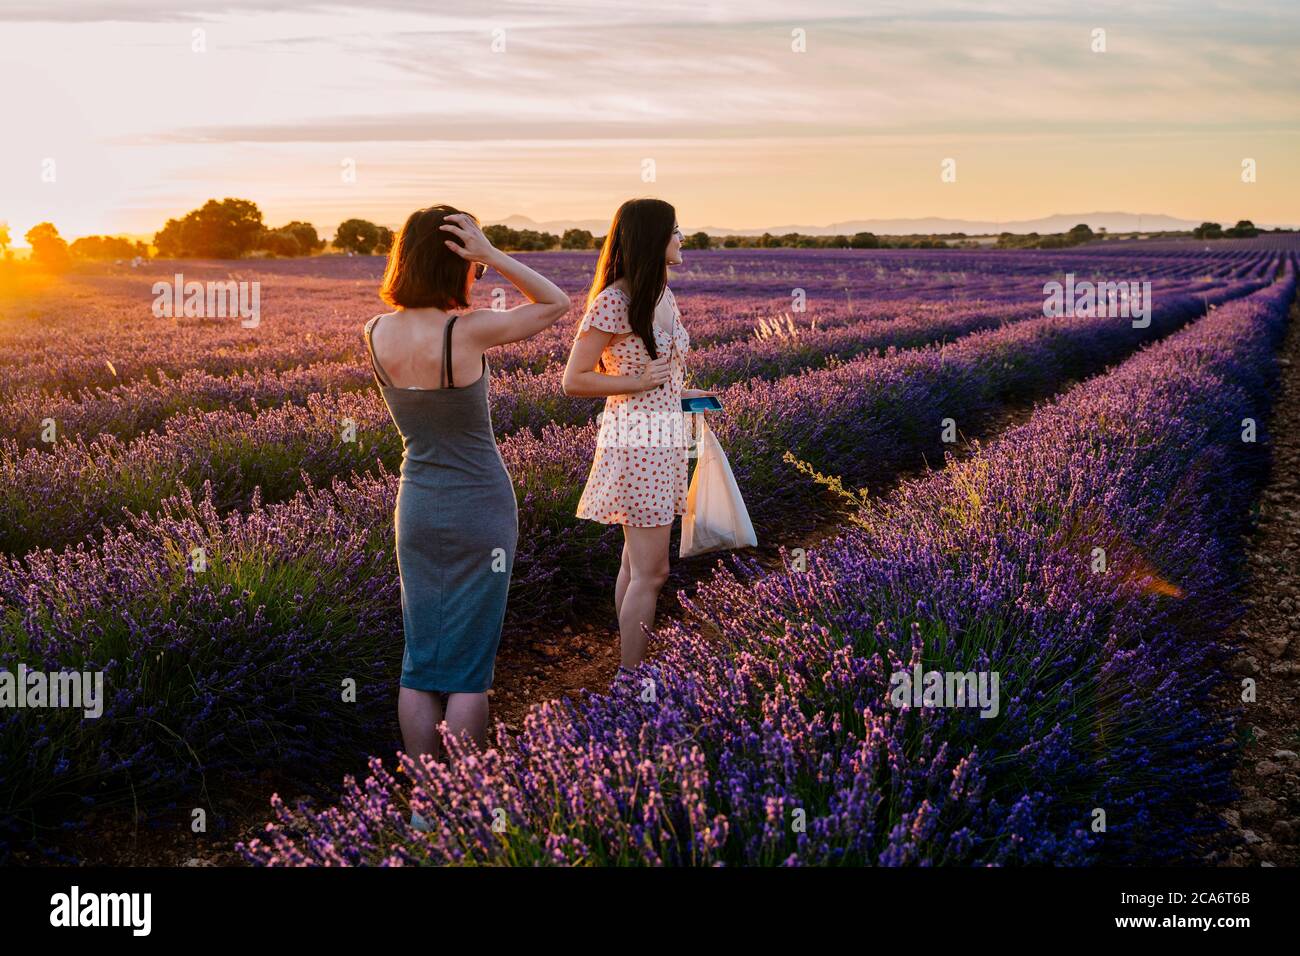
left=493, top=212, right=1288, bottom=237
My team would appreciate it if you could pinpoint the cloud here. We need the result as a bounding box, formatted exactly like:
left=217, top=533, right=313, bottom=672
left=6, top=0, right=1297, bottom=232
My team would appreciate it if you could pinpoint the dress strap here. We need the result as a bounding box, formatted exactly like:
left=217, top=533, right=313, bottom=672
left=442, top=314, right=459, bottom=388
left=364, top=315, right=393, bottom=388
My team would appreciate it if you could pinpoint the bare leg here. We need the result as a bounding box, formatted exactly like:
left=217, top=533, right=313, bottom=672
left=443, top=692, right=490, bottom=753
left=618, top=523, right=673, bottom=668
left=399, top=686, right=445, bottom=768
left=614, top=541, right=631, bottom=620
left=397, top=688, right=487, bottom=830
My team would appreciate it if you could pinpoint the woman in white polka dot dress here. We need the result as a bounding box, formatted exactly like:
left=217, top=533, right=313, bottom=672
left=563, top=199, right=718, bottom=671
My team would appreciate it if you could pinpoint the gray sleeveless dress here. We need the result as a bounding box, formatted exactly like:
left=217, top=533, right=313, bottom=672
left=364, top=313, right=518, bottom=694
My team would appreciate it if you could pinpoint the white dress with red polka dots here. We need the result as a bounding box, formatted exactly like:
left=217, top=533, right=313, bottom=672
left=575, top=285, right=690, bottom=528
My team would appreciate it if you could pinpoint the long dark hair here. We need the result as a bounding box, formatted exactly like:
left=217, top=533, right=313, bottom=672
left=586, top=198, right=676, bottom=360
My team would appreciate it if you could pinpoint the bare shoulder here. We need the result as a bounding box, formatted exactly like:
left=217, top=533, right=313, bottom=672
left=453, top=306, right=502, bottom=329
left=452, top=306, right=506, bottom=345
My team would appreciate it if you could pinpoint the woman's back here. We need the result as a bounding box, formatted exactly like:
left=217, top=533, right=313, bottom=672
left=364, top=312, right=507, bottom=483
left=367, top=308, right=487, bottom=391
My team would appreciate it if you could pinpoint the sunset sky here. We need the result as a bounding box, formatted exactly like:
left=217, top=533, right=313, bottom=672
left=0, top=0, right=1297, bottom=242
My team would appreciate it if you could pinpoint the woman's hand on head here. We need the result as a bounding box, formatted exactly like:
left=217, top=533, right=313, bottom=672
left=440, top=213, right=497, bottom=263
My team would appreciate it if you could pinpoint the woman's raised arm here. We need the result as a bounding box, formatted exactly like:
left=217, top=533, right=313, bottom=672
left=440, top=213, right=571, bottom=347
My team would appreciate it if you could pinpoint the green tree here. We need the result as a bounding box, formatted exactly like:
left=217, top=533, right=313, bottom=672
left=1193, top=222, right=1224, bottom=240
left=484, top=224, right=512, bottom=248
left=561, top=228, right=594, bottom=250
left=1225, top=219, right=1259, bottom=238
left=518, top=229, right=557, bottom=251
left=334, top=218, right=383, bottom=254
left=477, top=225, right=557, bottom=251
left=69, top=235, right=139, bottom=260
left=849, top=232, right=879, bottom=249
left=25, top=222, right=70, bottom=268
left=682, top=231, right=710, bottom=250
left=258, top=229, right=303, bottom=257
left=278, top=221, right=324, bottom=254
left=0, top=222, right=10, bottom=258
left=154, top=198, right=264, bottom=258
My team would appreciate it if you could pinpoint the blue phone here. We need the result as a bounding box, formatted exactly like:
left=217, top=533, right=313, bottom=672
left=681, top=395, right=723, bottom=413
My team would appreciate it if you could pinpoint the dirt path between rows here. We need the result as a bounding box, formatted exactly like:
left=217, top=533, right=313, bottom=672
left=485, top=402, right=1034, bottom=734
left=1218, top=300, right=1300, bottom=866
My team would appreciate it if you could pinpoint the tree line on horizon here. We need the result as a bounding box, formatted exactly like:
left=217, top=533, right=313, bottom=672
left=0, top=199, right=1281, bottom=268
left=1192, top=220, right=1261, bottom=240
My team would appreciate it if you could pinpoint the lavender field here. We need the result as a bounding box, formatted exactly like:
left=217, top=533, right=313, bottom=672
left=2, top=240, right=1297, bottom=865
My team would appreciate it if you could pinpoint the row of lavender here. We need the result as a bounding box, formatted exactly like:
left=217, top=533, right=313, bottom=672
left=237, top=260, right=1296, bottom=866
left=0, top=273, right=1265, bottom=558
left=0, top=292, right=1056, bottom=450
left=0, top=248, right=1264, bottom=399
left=1, top=266, right=1245, bottom=452
left=0, top=291, right=1057, bottom=554
left=0, top=270, right=1271, bottom=836
left=0, top=262, right=1050, bottom=395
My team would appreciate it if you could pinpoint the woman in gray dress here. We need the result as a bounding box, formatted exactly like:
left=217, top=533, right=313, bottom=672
left=364, top=205, right=570, bottom=774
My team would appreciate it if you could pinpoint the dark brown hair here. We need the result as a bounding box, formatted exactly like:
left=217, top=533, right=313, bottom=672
left=379, top=204, right=476, bottom=310
left=586, top=198, right=676, bottom=360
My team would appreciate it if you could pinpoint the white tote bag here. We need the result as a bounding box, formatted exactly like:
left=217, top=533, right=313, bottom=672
left=680, top=417, right=757, bottom=557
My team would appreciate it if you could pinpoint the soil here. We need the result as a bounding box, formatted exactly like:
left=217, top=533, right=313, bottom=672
left=1217, top=300, right=1300, bottom=867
